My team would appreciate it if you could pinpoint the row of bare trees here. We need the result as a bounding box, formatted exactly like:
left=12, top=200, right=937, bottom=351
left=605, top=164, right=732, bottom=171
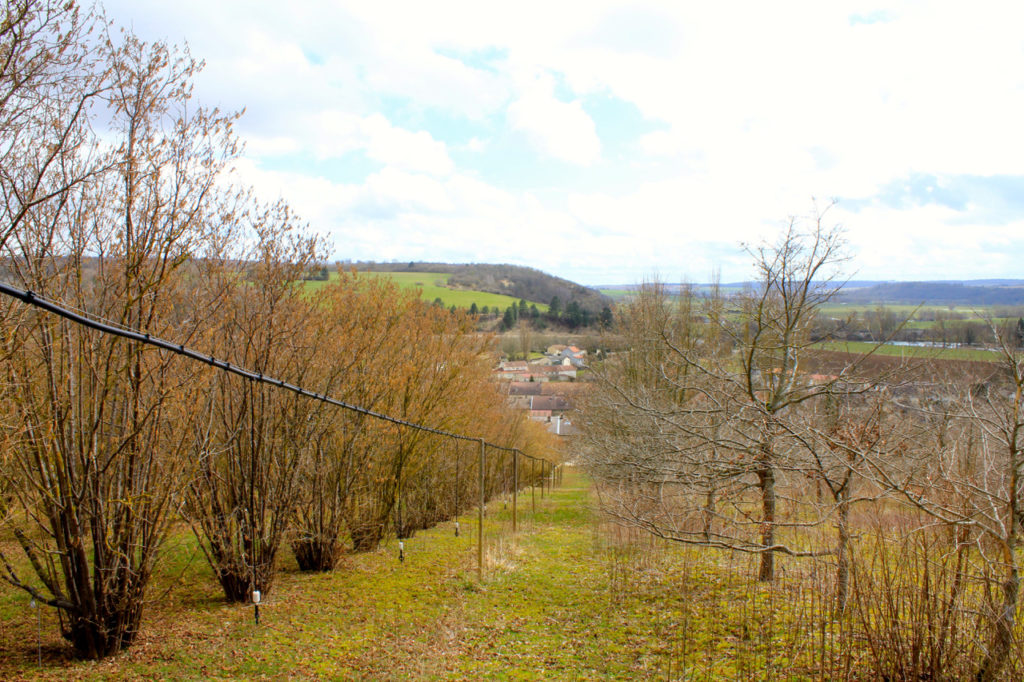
left=0, top=2, right=557, bottom=661
left=576, top=207, right=1023, bottom=680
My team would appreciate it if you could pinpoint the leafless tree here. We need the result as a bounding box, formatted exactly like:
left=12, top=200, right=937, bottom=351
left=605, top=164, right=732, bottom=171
left=861, top=326, right=1024, bottom=680
left=184, top=204, right=324, bottom=601
left=0, top=1, right=106, bottom=252
left=578, top=204, right=906, bottom=585
left=0, top=31, right=240, bottom=657
left=788, top=389, right=901, bottom=610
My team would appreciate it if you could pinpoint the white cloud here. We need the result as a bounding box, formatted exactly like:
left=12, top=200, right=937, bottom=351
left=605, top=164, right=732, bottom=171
left=356, top=168, right=455, bottom=215
left=309, top=112, right=454, bottom=176
left=366, top=48, right=510, bottom=120
left=462, top=137, right=487, bottom=153
left=101, top=0, right=1024, bottom=284
left=507, top=75, right=601, bottom=166
left=247, top=111, right=454, bottom=177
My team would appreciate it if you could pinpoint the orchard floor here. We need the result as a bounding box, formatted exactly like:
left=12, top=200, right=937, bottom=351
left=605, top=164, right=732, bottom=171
left=3, top=468, right=1018, bottom=680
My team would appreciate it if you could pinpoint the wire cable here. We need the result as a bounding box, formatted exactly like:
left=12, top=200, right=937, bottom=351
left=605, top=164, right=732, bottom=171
left=0, top=281, right=531, bottom=448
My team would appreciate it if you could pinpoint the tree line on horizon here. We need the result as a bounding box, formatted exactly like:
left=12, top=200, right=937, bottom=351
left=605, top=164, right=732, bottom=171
left=491, top=296, right=614, bottom=332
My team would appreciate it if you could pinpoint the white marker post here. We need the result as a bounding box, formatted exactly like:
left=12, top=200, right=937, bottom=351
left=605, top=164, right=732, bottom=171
left=30, top=597, right=41, bottom=666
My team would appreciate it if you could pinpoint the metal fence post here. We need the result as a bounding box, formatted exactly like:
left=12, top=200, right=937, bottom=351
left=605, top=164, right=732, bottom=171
left=531, top=458, right=536, bottom=514
left=512, top=449, right=518, bottom=534
left=478, top=438, right=485, bottom=581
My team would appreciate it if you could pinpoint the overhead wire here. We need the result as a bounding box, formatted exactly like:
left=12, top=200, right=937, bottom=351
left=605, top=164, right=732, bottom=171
left=0, top=280, right=553, bottom=460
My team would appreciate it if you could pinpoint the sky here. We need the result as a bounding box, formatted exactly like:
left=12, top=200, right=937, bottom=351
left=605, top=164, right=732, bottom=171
left=104, top=1, right=1024, bottom=285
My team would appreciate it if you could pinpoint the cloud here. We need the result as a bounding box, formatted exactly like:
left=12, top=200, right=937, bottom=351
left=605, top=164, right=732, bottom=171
left=507, top=76, right=601, bottom=166
left=846, top=173, right=1024, bottom=226
left=367, top=47, right=510, bottom=120
left=100, top=0, right=1024, bottom=284
left=255, top=111, right=454, bottom=177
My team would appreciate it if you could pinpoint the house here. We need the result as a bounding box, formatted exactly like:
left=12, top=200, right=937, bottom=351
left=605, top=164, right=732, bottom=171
left=527, top=395, right=574, bottom=423
left=492, top=360, right=533, bottom=380
left=547, top=415, right=579, bottom=436
left=533, top=364, right=577, bottom=380
left=506, top=381, right=543, bottom=408
left=508, top=382, right=543, bottom=396
left=559, top=346, right=588, bottom=367
left=528, top=395, right=573, bottom=414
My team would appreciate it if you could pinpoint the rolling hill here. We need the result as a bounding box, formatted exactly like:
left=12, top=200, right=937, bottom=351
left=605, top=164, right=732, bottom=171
left=340, top=262, right=610, bottom=313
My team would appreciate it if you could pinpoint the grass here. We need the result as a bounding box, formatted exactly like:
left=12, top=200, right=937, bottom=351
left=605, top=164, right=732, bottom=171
left=819, top=303, right=951, bottom=317
left=0, top=472, right=841, bottom=679
left=5, top=470, right=1022, bottom=679
left=814, top=339, right=1002, bottom=362
left=597, top=288, right=634, bottom=301
left=2, top=474, right=615, bottom=679
left=305, top=271, right=549, bottom=311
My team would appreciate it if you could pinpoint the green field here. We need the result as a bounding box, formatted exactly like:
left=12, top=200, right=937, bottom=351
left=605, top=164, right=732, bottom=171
left=598, top=286, right=746, bottom=302
left=817, top=303, right=1000, bottom=319
left=814, top=340, right=1002, bottom=362
left=597, top=288, right=633, bottom=301
left=0, top=470, right=851, bottom=678
left=306, top=271, right=548, bottom=311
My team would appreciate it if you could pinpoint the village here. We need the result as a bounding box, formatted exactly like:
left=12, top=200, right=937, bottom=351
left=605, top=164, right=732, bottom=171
left=493, top=344, right=589, bottom=437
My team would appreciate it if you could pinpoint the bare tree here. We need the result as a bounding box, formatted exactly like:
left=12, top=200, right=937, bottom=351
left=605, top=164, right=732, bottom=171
left=0, top=32, right=240, bottom=658
left=0, top=1, right=106, bottom=251
left=184, top=204, right=324, bottom=601
left=790, top=389, right=898, bottom=610
left=578, top=205, right=904, bottom=584
left=288, top=273, right=416, bottom=570
left=862, top=328, right=1024, bottom=680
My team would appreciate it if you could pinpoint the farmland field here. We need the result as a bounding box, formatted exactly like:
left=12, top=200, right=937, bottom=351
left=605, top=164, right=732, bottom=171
left=817, top=302, right=1004, bottom=319
left=598, top=285, right=747, bottom=302
left=813, top=339, right=1002, bottom=362
left=306, top=270, right=548, bottom=311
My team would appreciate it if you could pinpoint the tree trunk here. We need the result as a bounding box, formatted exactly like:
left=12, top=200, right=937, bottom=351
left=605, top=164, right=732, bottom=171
left=350, top=524, right=384, bottom=553
left=975, top=565, right=1019, bottom=681
left=758, top=463, right=776, bottom=582
left=836, top=490, right=850, bottom=612
left=292, top=538, right=339, bottom=572
left=702, top=487, right=716, bottom=544
left=214, top=568, right=254, bottom=603
left=64, top=598, right=145, bottom=660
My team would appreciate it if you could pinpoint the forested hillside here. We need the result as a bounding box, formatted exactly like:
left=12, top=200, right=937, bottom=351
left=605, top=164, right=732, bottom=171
left=350, top=261, right=609, bottom=313
left=840, top=281, right=1024, bottom=305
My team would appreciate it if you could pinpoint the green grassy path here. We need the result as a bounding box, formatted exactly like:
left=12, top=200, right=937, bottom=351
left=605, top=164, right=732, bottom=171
left=1, top=470, right=769, bottom=680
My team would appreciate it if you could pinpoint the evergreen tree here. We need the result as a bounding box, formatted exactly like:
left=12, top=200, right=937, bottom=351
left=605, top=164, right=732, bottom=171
left=566, top=301, right=583, bottom=328
left=549, top=296, right=562, bottom=318
left=469, top=302, right=479, bottom=315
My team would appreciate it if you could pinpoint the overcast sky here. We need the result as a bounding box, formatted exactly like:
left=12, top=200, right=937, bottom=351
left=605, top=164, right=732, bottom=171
left=104, top=1, right=1024, bottom=285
